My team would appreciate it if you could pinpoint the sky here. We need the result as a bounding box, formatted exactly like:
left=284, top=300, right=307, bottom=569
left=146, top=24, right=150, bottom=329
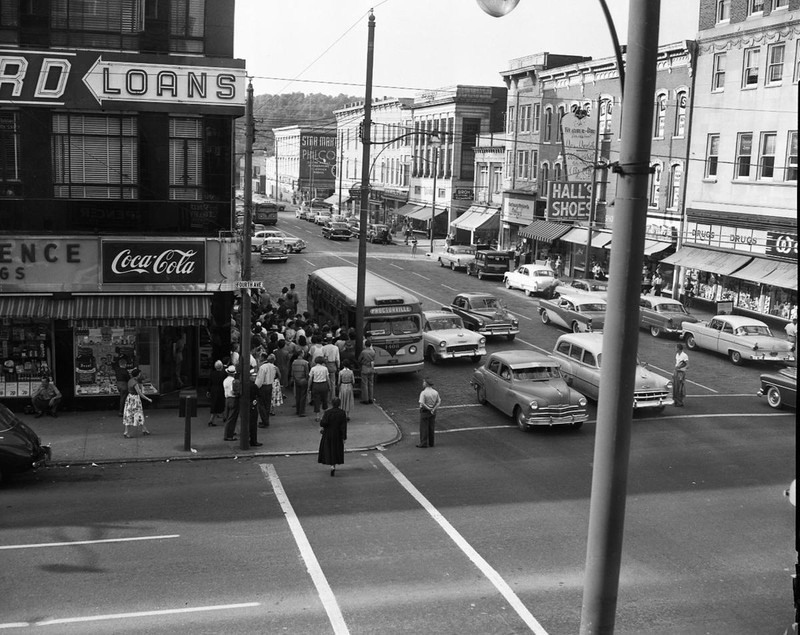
left=234, top=0, right=702, bottom=99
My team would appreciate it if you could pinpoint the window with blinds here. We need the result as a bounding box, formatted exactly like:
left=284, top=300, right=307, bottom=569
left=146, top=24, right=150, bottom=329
left=169, top=117, right=203, bottom=200
left=52, top=113, right=138, bottom=199
left=50, top=0, right=144, bottom=49
left=169, top=0, right=205, bottom=53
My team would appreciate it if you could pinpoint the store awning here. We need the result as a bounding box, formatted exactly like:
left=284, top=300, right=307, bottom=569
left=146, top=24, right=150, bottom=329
left=560, top=227, right=613, bottom=248
left=49, top=295, right=212, bottom=326
left=394, top=203, right=425, bottom=217
left=729, top=257, right=798, bottom=291
left=661, top=246, right=752, bottom=276
left=643, top=239, right=674, bottom=256
left=451, top=206, right=500, bottom=232
left=518, top=220, right=572, bottom=242
left=324, top=193, right=350, bottom=206
left=0, top=296, right=47, bottom=318
left=406, top=205, right=447, bottom=221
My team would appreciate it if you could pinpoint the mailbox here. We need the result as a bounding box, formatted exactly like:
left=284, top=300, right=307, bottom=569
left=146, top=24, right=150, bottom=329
left=178, top=389, right=198, bottom=417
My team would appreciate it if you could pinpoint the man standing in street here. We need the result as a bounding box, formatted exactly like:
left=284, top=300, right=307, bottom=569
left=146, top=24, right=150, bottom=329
left=417, top=378, right=441, bottom=448
left=255, top=352, right=277, bottom=428
left=785, top=317, right=797, bottom=352
left=222, top=365, right=240, bottom=441
left=358, top=337, right=376, bottom=404
left=321, top=335, right=340, bottom=397
left=673, top=343, right=688, bottom=407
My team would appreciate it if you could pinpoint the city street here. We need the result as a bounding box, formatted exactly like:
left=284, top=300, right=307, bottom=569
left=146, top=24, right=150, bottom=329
left=2, top=212, right=795, bottom=634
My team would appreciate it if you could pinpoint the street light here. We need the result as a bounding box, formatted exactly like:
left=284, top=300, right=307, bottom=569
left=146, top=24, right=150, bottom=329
left=429, top=133, right=442, bottom=253
left=477, top=2, right=661, bottom=634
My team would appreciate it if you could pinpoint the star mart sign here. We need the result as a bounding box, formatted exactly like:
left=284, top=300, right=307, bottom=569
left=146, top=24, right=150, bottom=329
left=0, top=49, right=246, bottom=114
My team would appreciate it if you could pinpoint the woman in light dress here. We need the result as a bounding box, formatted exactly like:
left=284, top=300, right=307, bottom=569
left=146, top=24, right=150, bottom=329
left=337, top=359, right=355, bottom=420
left=123, top=369, right=152, bottom=438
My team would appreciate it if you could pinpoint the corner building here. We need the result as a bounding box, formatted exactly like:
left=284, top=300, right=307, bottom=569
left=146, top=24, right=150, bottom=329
left=0, top=0, right=245, bottom=407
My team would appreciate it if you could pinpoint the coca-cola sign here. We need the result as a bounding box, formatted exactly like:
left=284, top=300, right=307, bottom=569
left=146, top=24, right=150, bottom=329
left=102, top=241, right=206, bottom=284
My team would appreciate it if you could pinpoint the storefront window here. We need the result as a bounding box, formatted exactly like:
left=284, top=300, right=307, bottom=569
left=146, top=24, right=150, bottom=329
left=0, top=320, right=53, bottom=399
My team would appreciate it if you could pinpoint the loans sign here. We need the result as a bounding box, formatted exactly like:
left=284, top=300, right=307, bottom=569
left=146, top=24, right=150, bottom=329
left=547, top=181, right=592, bottom=221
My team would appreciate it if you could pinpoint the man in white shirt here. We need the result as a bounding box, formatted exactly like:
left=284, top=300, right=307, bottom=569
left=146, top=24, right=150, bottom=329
left=321, top=336, right=340, bottom=396
left=673, top=343, right=688, bottom=407
left=255, top=352, right=278, bottom=428
left=785, top=317, right=797, bottom=352
left=222, top=366, right=240, bottom=441
left=417, top=378, right=442, bottom=448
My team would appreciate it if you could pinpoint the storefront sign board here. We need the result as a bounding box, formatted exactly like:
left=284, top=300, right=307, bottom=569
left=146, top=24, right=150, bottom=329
left=547, top=181, right=592, bottom=220
left=502, top=197, right=535, bottom=225
left=102, top=241, right=206, bottom=284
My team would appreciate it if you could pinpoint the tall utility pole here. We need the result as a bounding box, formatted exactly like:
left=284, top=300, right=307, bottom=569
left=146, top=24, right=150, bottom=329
left=239, top=80, right=254, bottom=452
left=274, top=137, right=279, bottom=201
left=337, top=144, right=344, bottom=214
left=429, top=140, right=440, bottom=254
left=355, top=10, right=375, bottom=360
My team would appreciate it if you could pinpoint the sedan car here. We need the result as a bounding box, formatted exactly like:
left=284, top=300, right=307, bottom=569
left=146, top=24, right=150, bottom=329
left=448, top=292, right=519, bottom=340
left=367, top=223, right=392, bottom=244
left=503, top=265, right=558, bottom=297
left=470, top=350, right=588, bottom=430
left=639, top=296, right=698, bottom=338
left=0, top=403, right=51, bottom=484
left=422, top=310, right=487, bottom=363
left=757, top=366, right=797, bottom=409
left=437, top=245, right=477, bottom=271
left=551, top=333, right=674, bottom=410
left=314, top=212, right=332, bottom=225
left=553, top=278, right=609, bottom=299
left=539, top=293, right=607, bottom=333
left=259, top=237, right=289, bottom=262
left=682, top=315, right=795, bottom=365
left=322, top=221, right=352, bottom=240
left=252, top=229, right=306, bottom=253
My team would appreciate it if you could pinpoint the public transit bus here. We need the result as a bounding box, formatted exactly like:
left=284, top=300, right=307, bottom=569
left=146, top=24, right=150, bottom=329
left=307, top=266, right=424, bottom=375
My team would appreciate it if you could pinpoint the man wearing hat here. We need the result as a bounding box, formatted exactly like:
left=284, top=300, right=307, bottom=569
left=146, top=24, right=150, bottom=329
left=416, top=378, right=441, bottom=448
left=321, top=335, right=340, bottom=397
left=222, top=365, right=240, bottom=441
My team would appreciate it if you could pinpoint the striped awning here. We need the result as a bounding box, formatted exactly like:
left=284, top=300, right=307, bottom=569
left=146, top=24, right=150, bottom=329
left=560, top=227, right=613, bottom=248
left=394, top=203, right=425, bottom=217
left=50, top=295, right=211, bottom=326
left=518, top=220, right=572, bottom=242
left=0, top=296, right=47, bottom=318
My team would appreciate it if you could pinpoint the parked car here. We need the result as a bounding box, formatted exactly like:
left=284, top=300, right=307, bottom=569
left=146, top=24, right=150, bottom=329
left=448, top=292, right=519, bottom=340
left=539, top=293, right=607, bottom=333
left=0, top=403, right=51, bottom=484
left=260, top=237, right=289, bottom=262
left=310, top=198, right=334, bottom=210
left=682, top=315, right=795, bottom=365
left=471, top=350, right=588, bottom=430
left=322, top=221, right=352, bottom=240
left=252, top=229, right=306, bottom=253
left=349, top=220, right=361, bottom=238
left=422, top=310, right=486, bottom=363
left=367, top=223, right=392, bottom=244
left=551, top=332, right=674, bottom=410
left=757, top=366, right=797, bottom=409
left=467, top=250, right=512, bottom=280
left=314, top=212, right=332, bottom=225
left=437, top=245, right=477, bottom=271
left=553, top=278, right=610, bottom=299
left=503, top=265, right=558, bottom=297
left=639, top=296, right=698, bottom=338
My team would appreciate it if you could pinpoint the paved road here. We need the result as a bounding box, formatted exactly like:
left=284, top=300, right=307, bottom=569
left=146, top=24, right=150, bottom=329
left=2, top=214, right=795, bottom=634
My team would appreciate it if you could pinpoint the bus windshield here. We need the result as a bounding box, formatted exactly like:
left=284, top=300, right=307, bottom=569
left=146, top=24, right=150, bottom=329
left=366, top=315, right=421, bottom=337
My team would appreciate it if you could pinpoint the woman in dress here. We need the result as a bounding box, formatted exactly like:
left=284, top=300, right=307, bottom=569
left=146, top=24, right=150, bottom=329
left=317, top=397, right=347, bottom=476
left=337, top=359, right=355, bottom=420
left=207, top=360, right=226, bottom=427
left=123, top=369, right=152, bottom=438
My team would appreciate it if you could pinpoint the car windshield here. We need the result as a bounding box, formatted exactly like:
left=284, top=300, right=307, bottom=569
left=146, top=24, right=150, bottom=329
left=513, top=366, right=561, bottom=380
left=453, top=247, right=475, bottom=254
left=331, top=223, right=348, bottom=229
left=484, top=255, right=507, bottom=263
left=577, top=303, right=607, bottom=312
left=590, top=283, right=608, bottom=292
left=365, top=315, right=421, bottom=336
left=475, top=297, right=503, bottom=310
left=655, top=302, right=687, bottom=314
left=428, top=317, right=463, bottom=330
left=735, top=325, right=772, bottom=336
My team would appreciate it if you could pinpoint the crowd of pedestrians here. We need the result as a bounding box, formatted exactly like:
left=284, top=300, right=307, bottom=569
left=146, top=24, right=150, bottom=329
left=209, top=282, right=378, bottom=460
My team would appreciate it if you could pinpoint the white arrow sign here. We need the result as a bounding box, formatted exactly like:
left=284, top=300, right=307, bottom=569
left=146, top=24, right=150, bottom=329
left=82, top=57, right=246, bottom=107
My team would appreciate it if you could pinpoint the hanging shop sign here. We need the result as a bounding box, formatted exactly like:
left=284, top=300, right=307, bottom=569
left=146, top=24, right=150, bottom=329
left=502, top=196, right=535, bottom=225
left=102, top=241, right=206, bottom=285
left=453, top=188, right=474, bottom=200
left=300, top=133, right=337, bottom=182
left=547, top=181, right=592, bottom=220
left=560, top=107, right=597, bottom=182
left=0, top=49, right=246, bottom=114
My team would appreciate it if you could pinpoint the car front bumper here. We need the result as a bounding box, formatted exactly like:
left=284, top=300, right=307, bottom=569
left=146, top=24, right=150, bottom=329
left=521, top=411, right=588, bottom=427
left=440, top=346, right=487, bottom=360
left=632, top=394, right=674, bottom=408
left=476, top=326, right=519, bottom=337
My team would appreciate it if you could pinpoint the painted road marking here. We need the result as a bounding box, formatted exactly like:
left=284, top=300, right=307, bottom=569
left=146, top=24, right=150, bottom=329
left=0, top=534, right=180, bottom=551
left=441, top=284, right=459, bottom=291
left=376, top=454, right=549, bottom=635
left=412, top=272, right=429, bottom=280
left=260, top=464, right=350, bottom=635
left=0, top=603, right=260, bottom=629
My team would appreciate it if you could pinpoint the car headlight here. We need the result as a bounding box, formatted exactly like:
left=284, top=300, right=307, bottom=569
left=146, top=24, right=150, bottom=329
left=408, top=345, right=417, bottom=354
left=528, top=400, right=539, bottom=411
left=578, top=397, right=587, bottom=407
left=479, top=337, right=486, bottom=346
left=476, top=318, right=485, bottom=327
left=665, top=380, right=673, bottom=389
left=511, top=319, right=519, bottom=327
left=439, top=340, right=447, bottom=348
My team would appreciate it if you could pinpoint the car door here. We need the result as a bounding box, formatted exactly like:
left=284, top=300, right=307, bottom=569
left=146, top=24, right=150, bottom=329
left=715, top=320, right=736, bottom=354
left=577, top=348, right=601, bottom=399
left=640, top=298, right=654, bottom=328
left=550, top=299, right=572, bottom=329
left=697, top=317, right=724, bottom=350
left=483, top=357, right=503, bottom=406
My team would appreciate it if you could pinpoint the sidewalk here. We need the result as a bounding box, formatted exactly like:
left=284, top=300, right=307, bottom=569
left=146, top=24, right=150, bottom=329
left=28, top=399, right=401, bottom=467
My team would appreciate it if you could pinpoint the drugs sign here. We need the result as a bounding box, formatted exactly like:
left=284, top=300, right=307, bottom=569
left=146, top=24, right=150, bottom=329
left=547, top=182, right=592, bottom=220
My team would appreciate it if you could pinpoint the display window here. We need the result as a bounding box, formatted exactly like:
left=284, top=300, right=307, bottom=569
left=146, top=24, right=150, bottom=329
left=0, top=320, right=54, bottom=399
left=73, top=326, right=159, bottom=397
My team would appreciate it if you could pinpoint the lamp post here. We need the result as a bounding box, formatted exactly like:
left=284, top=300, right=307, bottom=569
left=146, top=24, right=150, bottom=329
left=429, top=133, right=442, bottom=253
left=477, top=2, right=661, bottom=634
